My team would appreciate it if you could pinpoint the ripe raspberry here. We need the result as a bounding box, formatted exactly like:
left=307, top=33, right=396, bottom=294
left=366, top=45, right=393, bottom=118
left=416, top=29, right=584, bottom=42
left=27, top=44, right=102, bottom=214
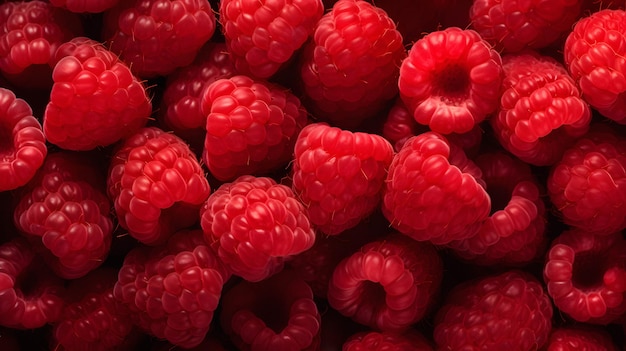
left=543, top=229, right=626, bottom=324
left=201, top=75, right=308, bottom=181
left=382, top=132, right=491, bottom=245
left=299, top=0, right=405, bottom=128
left=327, top=233, right=442, bottom=331
left=114, top=229, right=229, bottom=348
left=434, top=270, right=553, bottom=350
left=103, top=0, right=216, bottom=78
left=0, top=237, right=65, bottom=329
left=49, top=0, right=121, bottom=13
left=291, top=123, right=394, bottom=235
left=107, top=127, right=210, bottom=246
left=398, top=27, right=503, bottom=135
left=0, top=87, right=46, bottom=192
left=219, top=269, right=321, bottom=351
left=200, top=175, right=315, bottom=282
left=544, top=326, right=619, bottom=351
left=343, top=330, right=433, bottom=351
left=220, top=0, right=324, bottom=79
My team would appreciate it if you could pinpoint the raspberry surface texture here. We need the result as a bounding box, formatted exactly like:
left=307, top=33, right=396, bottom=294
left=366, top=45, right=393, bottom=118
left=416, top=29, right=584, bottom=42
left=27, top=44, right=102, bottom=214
left=544, top=326, right=619, bottom=351
left=49, top=0, right=121, bottom=13
left=342, top=330, right=433, bottom=351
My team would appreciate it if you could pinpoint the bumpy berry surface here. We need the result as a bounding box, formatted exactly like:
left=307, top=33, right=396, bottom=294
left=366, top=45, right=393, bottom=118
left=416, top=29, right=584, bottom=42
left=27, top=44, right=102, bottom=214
left=544, top=326, right=619, bottom=351
left=49, top=0, right=121, bottom=13
left=343, top=330, right=433, bottom=351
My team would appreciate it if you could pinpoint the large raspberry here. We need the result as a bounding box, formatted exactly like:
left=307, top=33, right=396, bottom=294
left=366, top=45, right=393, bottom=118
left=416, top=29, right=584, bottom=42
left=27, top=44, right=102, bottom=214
left=544, top=326, right=619, bottom=350
left=291, top=123, right=394, bottom=235
left=343, top=330, right=433, bottom=351
left=49, top=0, right=121, bottom=13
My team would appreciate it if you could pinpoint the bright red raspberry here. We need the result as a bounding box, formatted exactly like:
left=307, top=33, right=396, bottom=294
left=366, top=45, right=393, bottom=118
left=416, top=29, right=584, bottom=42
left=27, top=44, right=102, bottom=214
left=434, top=270, right=553, bottom=350
left=543, top=229, right=626, bottom=324
left=220, top=0, right=324, bottom=79
left=107, top=127, right=211, bottom=246
left=544, top=326, right=619, bottom=351
left=398, top=27, right=503, bottom=135
left=49, top=0, right=121, bottom=13
left=102, top=0, right=216, bottom=78
left=200, top=175, right=315, bottom=282
left=201, top=75, right=308, bottom=181
left=219, top=269, right=321, bottom=351
left=343, top=330, right=433, bottom=351
left=114, top=229, right=229, bottom=348
left=382, top=132, right=491, bottom=245
left=327, top=233, right=442, bottom=331
left=0, top=88, right=46, bottom=192
left=299, top=0, right=405, bottom=128
left=291, top=123, right=394, bottom=235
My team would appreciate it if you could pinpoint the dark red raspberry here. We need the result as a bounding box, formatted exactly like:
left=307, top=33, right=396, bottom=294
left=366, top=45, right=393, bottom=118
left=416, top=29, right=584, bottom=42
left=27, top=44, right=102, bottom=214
left=544, top=326, right=619, bottom=351
left=543, top=229, right=626, bottom=324
left=114, top=229, right=229, bottom=348
left=398, top=27, right=503, bottom=135
left=434, top=270, right=553, bottom=350
left=343, top=330, right=433, bottom=351
left=200, top=175, right=315, bottom=282
left=0, top=237, right=65, bottom=329
left=382, top=132, right=491, bottom=245
left=327, top=233, right=442, bottom=331
left=107, top=127, right=210, bottom=246
left=49, top=0, right=121, bottom=13
left=103, top=0, right=216, bottom=78
left=291, top=123, right=394, bottom=235
left=201, top=75, right=308, bottom=181
left=220, top=0, right=324, bottom=79
left=0, top=87, right=46, bottom=192
left=219, top=269, right=321, bottom=351
left=299, top=0, right=405, bottom=128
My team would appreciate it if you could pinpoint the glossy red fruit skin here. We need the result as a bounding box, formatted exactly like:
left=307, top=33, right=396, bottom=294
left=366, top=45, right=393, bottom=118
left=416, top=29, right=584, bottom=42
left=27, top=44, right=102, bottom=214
left=544, top=326, right=619, bottom=351
left=49, top=0, right=121, bottom=13
left=342, top=330, right=434, bottom=351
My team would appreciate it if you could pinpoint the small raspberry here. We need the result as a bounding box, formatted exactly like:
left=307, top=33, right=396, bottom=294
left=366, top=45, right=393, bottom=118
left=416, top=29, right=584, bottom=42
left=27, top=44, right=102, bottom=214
left=291, top=123, right=394, bottom=235
left=544, top=326, right=619, bottom=351
left=398, top=27, right=503, bottom=135
left=107, top=127, right=211, bottom=246
left=343, top=330, right=433, bottom=351
left=201, top=75, right=308, bottom=181
left=49, top=0, right=121, bottom=13
left=200, top=175, right=315, bottom=282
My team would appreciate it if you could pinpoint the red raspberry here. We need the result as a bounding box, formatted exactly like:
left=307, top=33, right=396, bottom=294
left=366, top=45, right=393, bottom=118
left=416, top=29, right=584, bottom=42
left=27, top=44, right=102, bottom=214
left=343, top=330, right=433, bottom=351
left=398, top=27, right=503, bottom=135
left=543, top=229, right=626, bottom=324
left=103, top=0, right=216, bottom=78
left=544, top=326, right=619, bottom=351
left=220, top=0, right=324, bottom=79
left=200, top=175, right=315, bottom=282
left=219, top=269, right=321, bottom=351
left=107, top=127, right=211, bottom=246
left=382, top=132, right=491, bottom=245
left=43, top=37, right=152, bottom=151
left=291, top=123, right=394, bottom=235
left=201, top=75, right=308, bottom=181
left=0, top=237, right=65, bottom=329
left=299, top=0, right=405, bottom=128
left=0, top=87, right=46, bottom=192
left=434, top=270, right=553, bottom=350
left=492, top=52, right=591, bottom=166
left=49, top=0, right=121, bottom=13
left=114, top=229, right=229, bottom=348
left=327, top=233, right=443, bottom=331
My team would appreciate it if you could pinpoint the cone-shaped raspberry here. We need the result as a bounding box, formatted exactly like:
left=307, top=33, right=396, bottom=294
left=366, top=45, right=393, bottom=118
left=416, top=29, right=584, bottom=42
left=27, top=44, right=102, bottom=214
left=219, top=269, right=321, bottom=351
left=291, top=123, right=394, bottom=235
left=383, top=132, right=491, bottom=245
left=107, top=127, right=211, bottom=246
left=327, top=233, right=442, bottom=331
left=543, top=325, right=619, bottom=351
left=201, top=75, right=308, bottom=181
left=49, top=0, right=121, bottom=13
left=399, top=27, right=503, bottom=135
left=220, top=0, right=324, bottom=79
left=434, top=270, right=553, bottom=350
left=543, top=229, right=626, bottom=324
left=343, top=330, right=433, bottom=351
left=200, top=175, right=315, bottom=282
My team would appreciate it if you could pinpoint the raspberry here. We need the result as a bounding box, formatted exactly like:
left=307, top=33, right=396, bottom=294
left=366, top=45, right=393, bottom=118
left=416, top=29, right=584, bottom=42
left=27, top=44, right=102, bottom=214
left=434, top=270, right=553, bottom=350
left=299, top=0, right=405, bottom=128
left=543, top=229, right=626, bottom=324
left=201, top=75, right=308, bottom=181
left=0, top=87, right=46, bottom=192
left=200, top=175, right=315, bottom=282
left=49, top=0, right=121, bottom=13
left=327, top=233, right=443, bottom=331
left=491, top=52, right=591, bottom=166
left=220, top=0, right=324, bottom=79
left=219, top=269, right=321, bottom=351
left=43, top=37, right=152, bottom=151
left=544, top=326, right=619, bottom=350
left=114, top=229, right=228, bottom=348
left=382, top=132, right=491, bottom=245
left=107, top=127, right=211, bottom=246
left=343, top=330, right=433, bottom=351
left=398, top=27, right=503, bottom=135
left=103, top=0, right=216, bottom=78
left=291, top=123, right=394, bottom=235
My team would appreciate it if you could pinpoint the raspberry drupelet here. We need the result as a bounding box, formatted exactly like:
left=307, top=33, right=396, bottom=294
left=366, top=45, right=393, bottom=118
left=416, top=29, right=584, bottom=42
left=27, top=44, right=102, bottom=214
left=342, top=330, right=434, bottom=351
left=544, top=326, right=619, bottom=350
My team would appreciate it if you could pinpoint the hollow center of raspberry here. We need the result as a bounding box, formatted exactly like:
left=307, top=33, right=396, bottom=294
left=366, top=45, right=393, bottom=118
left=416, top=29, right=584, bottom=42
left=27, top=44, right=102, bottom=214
left=572, top=252, right=606, bottom=290
left=361, top=281, right=386, bottom=306
left=485, top=182, right=513, bottom=214
left=0, top=123, right=14, bottom=160
left=250, top=297, right=290, bottom=333
left=432, top=64, right=470, bottom=104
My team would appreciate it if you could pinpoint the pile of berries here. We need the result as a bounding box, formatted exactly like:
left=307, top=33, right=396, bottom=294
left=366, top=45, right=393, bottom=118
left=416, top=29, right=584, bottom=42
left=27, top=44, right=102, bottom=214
left=1, top=0, right=626, bottom=350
